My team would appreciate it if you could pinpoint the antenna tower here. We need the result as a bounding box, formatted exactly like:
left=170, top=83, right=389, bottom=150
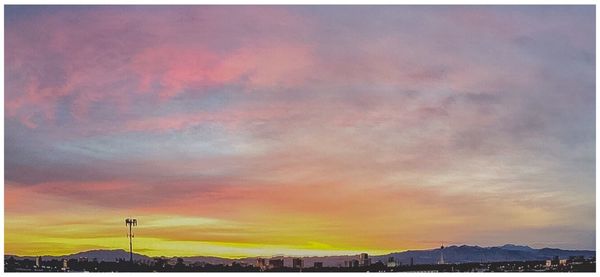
left=125, top=218, right=138, bottom=263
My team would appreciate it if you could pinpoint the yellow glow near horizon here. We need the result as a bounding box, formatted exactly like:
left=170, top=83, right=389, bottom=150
left=5, top=181, right=569, bottom=258
left=5, top=213, right=398, bottom=258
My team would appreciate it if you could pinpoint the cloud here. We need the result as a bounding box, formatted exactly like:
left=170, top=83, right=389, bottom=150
left=5, top=6, right=314, bottom=127
left=130, top=42, right=315, bottom=99
left=4, top=6, right=595, bottom=255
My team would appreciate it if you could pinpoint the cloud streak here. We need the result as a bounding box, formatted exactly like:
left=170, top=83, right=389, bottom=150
left=5, top=5, right=596, bottom=257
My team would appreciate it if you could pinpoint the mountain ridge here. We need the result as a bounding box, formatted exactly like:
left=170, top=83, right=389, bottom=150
left=6, top=245, right=595, bottom=267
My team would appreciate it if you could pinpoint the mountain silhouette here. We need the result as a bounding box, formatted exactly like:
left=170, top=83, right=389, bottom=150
left=372, top=245, right=594, bottom=265
left=498, top=244, right=535, bottom=252
left=7, top=249, right=152, bottom=262
left=6, top=245, right=595, bottom=267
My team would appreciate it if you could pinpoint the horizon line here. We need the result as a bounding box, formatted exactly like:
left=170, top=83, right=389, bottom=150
left=6, top=244, right=597, bottom=260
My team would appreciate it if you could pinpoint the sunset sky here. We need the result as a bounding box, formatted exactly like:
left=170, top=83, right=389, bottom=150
left=4, top=6, right=595, bottom=258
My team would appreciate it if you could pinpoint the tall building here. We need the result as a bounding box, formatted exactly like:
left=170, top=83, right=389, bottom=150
left=438, top=245, right=445, bottom=265
left=292, top=258, right=303, bottom=269
left=62, top=259, right=69, bottom=271
left=410, top=257, right=414, bottom=266
left=387, top=257, right=398, bottom=268
left=256, top=258, right=267, bottom=271
left=35, top=256, right=42, bottom=268
left=545, top=256, right=560, bottom=268
left=345, top=259, right=359, bottom=268
left=359, top=253, right=371, bottom=267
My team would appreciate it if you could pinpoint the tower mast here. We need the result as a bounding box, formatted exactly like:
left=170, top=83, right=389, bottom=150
left=125, top=218, right=137, bottom=264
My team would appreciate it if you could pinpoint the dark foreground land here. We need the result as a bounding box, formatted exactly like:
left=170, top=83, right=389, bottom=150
left=5, top=256, right=595, bottom=272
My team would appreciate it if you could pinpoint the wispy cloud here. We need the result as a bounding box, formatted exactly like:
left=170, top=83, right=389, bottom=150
left=5, top=5, right=595, bottom=256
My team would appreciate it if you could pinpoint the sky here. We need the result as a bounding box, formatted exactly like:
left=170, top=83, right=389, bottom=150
left=4, top=5, right=596, bottom=258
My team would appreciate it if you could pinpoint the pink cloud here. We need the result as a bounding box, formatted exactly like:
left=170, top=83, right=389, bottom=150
left=131, top=42, right=315, bottom=99
left=5, top=6, right=314, bottom=128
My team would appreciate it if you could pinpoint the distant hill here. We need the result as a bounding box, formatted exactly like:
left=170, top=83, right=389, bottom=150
left=7, top=249, right=152, bottom=263
left=372, top=244, right=595, bottom=265
left=63, top=249, right=152, bottom=262
left=497, top=244, right=534, bottom=252
left=6, top=244, right=595, bottom=267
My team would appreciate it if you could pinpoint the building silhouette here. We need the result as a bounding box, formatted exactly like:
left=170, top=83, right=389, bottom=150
left=35, top=256, right=42, bottom=268
left=292, top=258, right=303, bottom=269
left=387, top=256, right=398, bottom=268
left=345, top=259, right=359, bottom=268
left=359, top=253, right=371, bottom=267
left=61, top=259, right=69, bottom=271
left=268, top=259, right=284, bottom=269
left=256, top=258, right=267, bottom=271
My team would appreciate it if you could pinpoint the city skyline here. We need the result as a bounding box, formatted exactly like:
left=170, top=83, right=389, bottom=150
left=4, top=5, right=596, bottom=258
left=5, top=244, right=597, bottom=272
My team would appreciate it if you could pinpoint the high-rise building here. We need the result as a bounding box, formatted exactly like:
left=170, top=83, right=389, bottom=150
left=292, top=258, right=303, bottom=269
left=387, top=257, right=398, bottom=268
left=410, top=257, right=414, bottom=266
left=62, top=259, right=69, bottom=271
left=256, top=258, right=267, bottom=270
left=345, top=259, right=359, bottom=268
left=545, top=256, right=561, bottom=268
left=438, top=245, right=445, bottom=265
left=359, top=253, right=371, bottom=267
left=35, top=256, right=42, bottom=268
